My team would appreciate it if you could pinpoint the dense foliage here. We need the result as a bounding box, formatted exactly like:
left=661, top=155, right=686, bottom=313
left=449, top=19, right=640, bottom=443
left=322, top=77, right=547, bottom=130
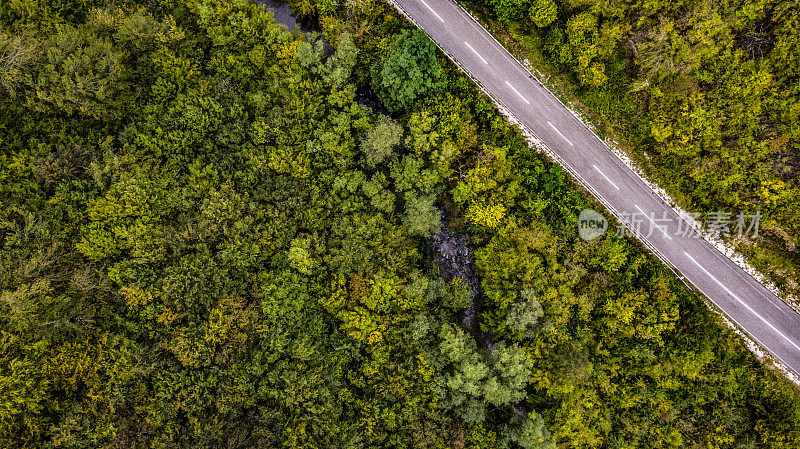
left=1, top=0, right=799, bottom=448
left=466, top=0, right=800, bottom=295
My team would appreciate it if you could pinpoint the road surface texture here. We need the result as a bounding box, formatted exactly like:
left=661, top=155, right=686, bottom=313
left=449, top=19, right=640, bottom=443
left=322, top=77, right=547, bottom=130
left=390, top=0, right=800, bottom=377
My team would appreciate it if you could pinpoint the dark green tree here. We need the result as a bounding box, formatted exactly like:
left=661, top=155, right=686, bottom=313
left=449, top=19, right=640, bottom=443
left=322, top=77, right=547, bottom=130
left=370, top=29, right=444, bottom=113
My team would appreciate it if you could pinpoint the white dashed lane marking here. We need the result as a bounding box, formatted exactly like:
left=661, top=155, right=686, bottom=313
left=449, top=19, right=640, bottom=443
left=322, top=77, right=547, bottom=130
left=546, top=121, right=573, bottom=146
left=505, top=81, right=530, bottom=105
left=464, top=42, right=487, bottom=65
left=634, top=204, right=672, bottom=239
left=593, top=165, right=619, bottom=190
left=419, top=0, right=444, bottom=22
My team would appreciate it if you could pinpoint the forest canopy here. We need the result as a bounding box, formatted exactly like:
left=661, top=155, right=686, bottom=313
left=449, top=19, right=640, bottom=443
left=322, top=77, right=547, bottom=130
left=0, top=0, right=799, bottom=448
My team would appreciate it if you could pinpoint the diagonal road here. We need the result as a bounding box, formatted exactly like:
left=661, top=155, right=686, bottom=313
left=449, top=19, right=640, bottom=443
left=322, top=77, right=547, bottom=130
left=390, top=0, right=800, bottom=377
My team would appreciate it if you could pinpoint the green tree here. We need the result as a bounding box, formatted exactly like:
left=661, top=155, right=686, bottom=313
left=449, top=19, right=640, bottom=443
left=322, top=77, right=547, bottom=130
left=432, top=324, right=532, bottom=423
left=488, top=0, right=530, bottom=22
left=33, top=24, right=125, bottom=118
left=500, top=413, right=556, bottom=449
left=361, top=115, right=402, bottom=167
left=528, top=0, right=557, bottom=28
left=403, top=192, right=441, bottom=237
left=0, top=28, right=39, bottom=98
left=370, top=29, right=444, bottom=113
left=505, top=288, right=545, bottom=339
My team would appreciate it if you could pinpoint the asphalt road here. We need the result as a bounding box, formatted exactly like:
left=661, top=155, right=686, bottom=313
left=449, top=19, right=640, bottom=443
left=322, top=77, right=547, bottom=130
left=391, top=0, right=800, bottom=376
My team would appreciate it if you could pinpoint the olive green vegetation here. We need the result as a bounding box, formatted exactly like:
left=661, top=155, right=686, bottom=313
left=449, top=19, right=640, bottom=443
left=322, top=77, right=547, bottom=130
left=465, top=0, right=800, bottom=297
left=0, top=0, right=799, bottom=448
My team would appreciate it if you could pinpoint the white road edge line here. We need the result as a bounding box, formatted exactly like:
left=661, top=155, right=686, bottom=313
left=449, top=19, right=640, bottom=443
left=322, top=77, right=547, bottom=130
left=634, top=204, right=672, bottom=240
left=419, top=0, right=444, bottom=22
left=504, top=80, right=530, bottom=105
left=464, top=41, right=488, bottom=65
left=593, top=165, right=620, bottom=191
left=684, top=251, right=800, bottom=353
left=546, top=121, right=573, bottom=147
left=689, top=275, right=800, bottom=375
